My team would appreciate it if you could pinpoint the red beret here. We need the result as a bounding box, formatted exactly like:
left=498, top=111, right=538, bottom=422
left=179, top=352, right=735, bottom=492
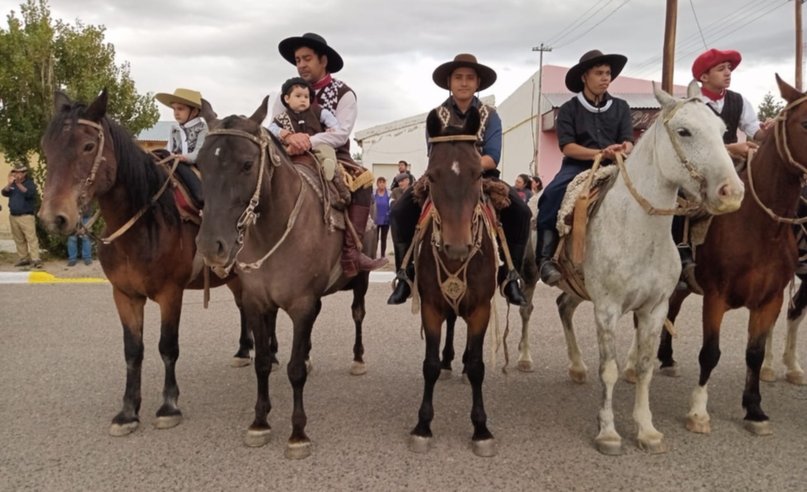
left=691, top=49, right=742, bottom=80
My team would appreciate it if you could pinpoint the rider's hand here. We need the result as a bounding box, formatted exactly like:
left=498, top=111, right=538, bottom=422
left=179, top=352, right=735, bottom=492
left=284, top=133, right=311, bottom=155
left=726, top=141, right=758, bottom=158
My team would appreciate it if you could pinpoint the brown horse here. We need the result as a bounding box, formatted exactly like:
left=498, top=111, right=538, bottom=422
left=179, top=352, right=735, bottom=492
left=193, top=97, right=371, bottom=459
left=38, top=90, right=254, bottom=436
left=656, top=75, right=807, bottom=435
left=408, top=107, right=498, bottom=457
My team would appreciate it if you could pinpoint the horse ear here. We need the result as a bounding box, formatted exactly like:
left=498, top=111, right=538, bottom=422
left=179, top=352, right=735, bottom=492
left=686, top=79, right=700, bottom=99
left=464, top=107, right=481, bottom=135
left=54, top=91, right=72, bottom=114
left=84, top=88, right=108, bottom=121
left=426, top=109, right=442, bottom=138
left=775, top=73, right=802, bottom=103
left=200, top=98, right=220, bottom=129
left=652, top=81, right=675, bottom=108
left=249, top=95, right=269, bottom=124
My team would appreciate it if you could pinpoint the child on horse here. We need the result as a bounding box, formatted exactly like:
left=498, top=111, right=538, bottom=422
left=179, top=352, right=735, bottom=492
left=268, top=77, right=339, bottom=180
left=154, top=88, right=207, bottom=205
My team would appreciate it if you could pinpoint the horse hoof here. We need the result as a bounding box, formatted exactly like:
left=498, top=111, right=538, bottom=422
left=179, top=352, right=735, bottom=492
left=517, top=360, right=535, bottom=373
left=638, top=435, right=667, bottom=454
left=350, top=361, right=367, bottom=376
left=472, top=438, right=497, bottom=457
left=568, top=368, right=587, bottom=384
left=439, top=369, right=453, bottom=380
left=285, top=440, right=312, bottom=459
left=659, top=365, right=679, bottom=378
left=785, top=370, right=806, bottom=385
left=244, top=428, right=272, bottom=448
left=686, top=415, right=711, bottom=434
left=409, top=435, right=431, bottom=454
left=760, top=367, right=777, bottom=383
left=594, top=436, right=623, bottom=455
left=153, top=414, right=182, bottom=430
left=109, top=421, right=138, bottom=437
left=623, top=368, right=637, bottom=384
left=230, top=357, right=251, bottom=368
left=744, top=420, right=773, bottom=436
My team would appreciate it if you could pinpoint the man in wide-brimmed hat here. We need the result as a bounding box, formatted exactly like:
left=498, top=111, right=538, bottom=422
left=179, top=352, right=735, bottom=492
left=274, top=32, right=387, bottom=277
left=387, top=53, right=531, bottom=306
left=535, top=49, right=634, bottom=286
left=2, top=162, right=42, bottom=268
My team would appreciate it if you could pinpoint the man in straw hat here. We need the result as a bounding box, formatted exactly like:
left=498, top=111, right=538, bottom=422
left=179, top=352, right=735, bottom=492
left=535, top=49, right=634, bottom=286
left=274, top=32, right=387, bottom=277
left=2, top=162, right=42, bottom=268
left=386, top=53, right=531, bottom=306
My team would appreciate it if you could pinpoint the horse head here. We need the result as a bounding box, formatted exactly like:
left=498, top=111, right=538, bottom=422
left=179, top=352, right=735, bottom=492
left=652, top=80, right=744, bottom=214
left=773, top=73, right=807, bottom=176
left=424, top=106, right=483, bottom=261
left=195, top=96, right=272, bottom=269
left=39, top=89, right=116, bottom=235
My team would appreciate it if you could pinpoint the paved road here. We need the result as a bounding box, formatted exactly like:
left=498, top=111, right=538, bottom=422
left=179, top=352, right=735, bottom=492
left=1, top=281, right=806, bottom=490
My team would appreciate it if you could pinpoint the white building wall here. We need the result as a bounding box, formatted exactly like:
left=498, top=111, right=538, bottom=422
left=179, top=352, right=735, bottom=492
left=357, top=120, right=428, bottom=183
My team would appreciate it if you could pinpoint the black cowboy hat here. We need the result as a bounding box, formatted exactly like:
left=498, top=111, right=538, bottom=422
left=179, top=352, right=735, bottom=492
left=432, top=53, right=497, bottom=92
left=278, top=32, right=344, bottom=73
left=565, top=49, right=628, bottom=93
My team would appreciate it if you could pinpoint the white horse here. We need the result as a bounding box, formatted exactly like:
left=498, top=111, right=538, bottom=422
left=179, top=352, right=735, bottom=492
left=555, top=81, right=744, bottom=455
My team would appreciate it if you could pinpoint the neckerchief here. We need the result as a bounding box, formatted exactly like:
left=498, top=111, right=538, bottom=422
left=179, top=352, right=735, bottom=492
left=701, top=86, right=726, bottom=102
left=312, top=73, right=333, bottom=92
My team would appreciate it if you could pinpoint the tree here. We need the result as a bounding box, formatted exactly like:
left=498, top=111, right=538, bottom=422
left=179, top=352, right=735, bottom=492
left=757, top=91, right=784, bottom=121
left=0, top=0, right=158, bottom=167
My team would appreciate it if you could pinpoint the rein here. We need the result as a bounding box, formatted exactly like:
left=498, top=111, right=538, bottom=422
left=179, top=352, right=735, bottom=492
left=204, top=127, right=306, bottom=274
left=73, top=118, right=180, bottom=244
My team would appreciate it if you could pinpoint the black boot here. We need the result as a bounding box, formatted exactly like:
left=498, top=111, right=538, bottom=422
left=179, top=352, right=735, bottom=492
left=387, top=241, right=414, bottom=304
left=498, top=242, right=528, bottom=306
left=677, top=244, right=697, bottom=291
left=537, top=229, right=562, bottom=286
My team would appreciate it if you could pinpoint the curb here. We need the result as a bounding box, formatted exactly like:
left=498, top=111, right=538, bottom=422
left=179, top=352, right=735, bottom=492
left=0, top=270, right=396, bottom=285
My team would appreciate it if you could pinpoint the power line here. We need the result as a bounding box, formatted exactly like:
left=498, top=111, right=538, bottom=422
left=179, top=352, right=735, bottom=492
left=554, top=0, right=633, bottom=49
left=544, top=0, right=613, bottom=47
left=688, top=0, right=708, bottom=50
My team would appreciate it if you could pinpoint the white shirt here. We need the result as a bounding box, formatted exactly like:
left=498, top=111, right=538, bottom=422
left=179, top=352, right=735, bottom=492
left=704, top=94, right=761, bottom=139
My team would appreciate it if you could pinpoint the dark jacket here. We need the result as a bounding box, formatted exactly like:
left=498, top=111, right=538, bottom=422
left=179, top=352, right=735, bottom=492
left=2, top=176, right=38, bottom=215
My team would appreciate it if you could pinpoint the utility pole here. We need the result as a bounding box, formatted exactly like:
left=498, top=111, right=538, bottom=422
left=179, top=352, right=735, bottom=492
left=531, top=43, right=552, bottom=177
left=662, top=0, right=678, bottom=92
left=797, top=0, right=804, bottom=90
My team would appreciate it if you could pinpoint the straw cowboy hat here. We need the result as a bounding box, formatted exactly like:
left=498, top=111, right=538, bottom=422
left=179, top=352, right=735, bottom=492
left=278, top=32, right=344, bottom=73
left=432, top=53, right=497, bottom=91
left=10, top=162, right=28, bottom=172
left=154, top=88, right=203, bottom=109
left=691, top=48, right=742, bottom=80
left=565, top=49, right=628, bottom=93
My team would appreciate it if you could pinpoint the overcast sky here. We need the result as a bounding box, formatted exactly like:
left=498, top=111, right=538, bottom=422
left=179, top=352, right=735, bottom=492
left=2, top=0, right=802, bottom=132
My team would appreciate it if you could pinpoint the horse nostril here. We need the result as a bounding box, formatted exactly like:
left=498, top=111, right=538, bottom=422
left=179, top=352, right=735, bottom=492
left=55, top=214, right=67, bottom=231
left=717, top=183, right=732, bottom=199
left=216, top=239, right=226, bottom=257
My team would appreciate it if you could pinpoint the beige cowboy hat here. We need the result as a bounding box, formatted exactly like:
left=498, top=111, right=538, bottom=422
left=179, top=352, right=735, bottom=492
left=154, top=88, right=203, bottom=109
left=10, top=162, right=28, bottom=172
left=278, top=32, right=344, bottom=73
left=565, top=49, right=628, bottom=93
left=432, top=53, right=497, bottom=91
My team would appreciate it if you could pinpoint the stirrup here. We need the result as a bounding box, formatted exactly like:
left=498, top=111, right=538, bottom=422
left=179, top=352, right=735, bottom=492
left=387, top=269, right=413, bottom=304
left=499, top=270, right=527, bottom=306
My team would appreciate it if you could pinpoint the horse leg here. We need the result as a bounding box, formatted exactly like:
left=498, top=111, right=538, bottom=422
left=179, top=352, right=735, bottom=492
left=410, top=303, right=444, bottom=453
left=760, top=328, right=777, bottom=382
left=781, top=279, right=807, bottom=385
left=743, top=297, right=783, bottom=436
left=153, top=287, right=185, bottom=430
left=658, top=288, right=691, bottom=377
left=623, top=314, right=639, bottom=384
left=285, top=298, right=320, bottom=459
left=516, top=282, right=536, bottom=373
left=244, top=307, right=277, bottom=448
left=593, top=304, right=623, bottom=455
left=266, top=311, right=279, bottom=372
left=440, top=311, right=457, bottom=379
left=686, top=294, right=727, bottom=434
left=558, top=293, right=587, bottom=383
left=350, top=276, right=369, bottom=376
left=632, top=304, right=668, bottom=454
left=109, top=288, right=146, bottom=436
left=466, top=305, right=496, bottom=457
left=228, top=280, right=253, bottom=367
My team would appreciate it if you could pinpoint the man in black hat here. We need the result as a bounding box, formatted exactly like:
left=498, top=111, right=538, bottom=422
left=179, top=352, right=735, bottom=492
left=2, top=163, right=42, bottom=268
left=386, top=53, right=531, bottom=307
left=274, top=32, right=387, bottom=277
left=535, top=50, right=634, bottom=286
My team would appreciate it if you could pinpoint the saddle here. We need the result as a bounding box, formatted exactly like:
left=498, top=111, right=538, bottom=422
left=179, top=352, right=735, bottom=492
left=290, top=153, right=352, bottom=231
left=151, top=150, right=203, bottom=225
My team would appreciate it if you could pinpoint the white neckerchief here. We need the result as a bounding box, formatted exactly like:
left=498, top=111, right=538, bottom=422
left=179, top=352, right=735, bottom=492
left=576, top=92, right=613, bottom=113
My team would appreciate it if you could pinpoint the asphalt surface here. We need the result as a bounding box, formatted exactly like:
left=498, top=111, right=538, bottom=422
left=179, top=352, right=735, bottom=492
left=1, top=280, right=806, bottom=491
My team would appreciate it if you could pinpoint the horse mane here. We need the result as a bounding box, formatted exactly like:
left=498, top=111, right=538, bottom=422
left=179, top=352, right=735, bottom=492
left=45, top=103, right=179, bottom=229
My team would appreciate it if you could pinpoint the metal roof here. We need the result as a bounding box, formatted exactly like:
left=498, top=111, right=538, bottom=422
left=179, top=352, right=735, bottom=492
left=137, top=121, right=174, bottom=142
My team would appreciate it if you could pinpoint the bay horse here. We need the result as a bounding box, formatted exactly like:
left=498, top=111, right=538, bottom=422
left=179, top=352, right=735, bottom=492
left=553, top=82, right=744, bottom=454
left=193, top=97, right=371, bottom=459
left=408, top=107, right=498, bottom=457
left=37, top=90, right=254, bottom=437
left=654, top=75, right=807, bottom=435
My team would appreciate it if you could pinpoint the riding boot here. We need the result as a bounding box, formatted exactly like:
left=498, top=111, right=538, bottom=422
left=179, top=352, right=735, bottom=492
left=498, top=242, right=528, bottom=306
left=677, top=244, right=697, bottom=291
left=341, top=203, right=389, bottom=278
left=537, top=229, right=562, bottom=286
left=387, top=241, right=414, bottom=304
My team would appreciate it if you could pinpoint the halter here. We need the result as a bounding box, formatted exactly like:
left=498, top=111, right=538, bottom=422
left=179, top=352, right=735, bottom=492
left=204, top=126, right=306, bottom=274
